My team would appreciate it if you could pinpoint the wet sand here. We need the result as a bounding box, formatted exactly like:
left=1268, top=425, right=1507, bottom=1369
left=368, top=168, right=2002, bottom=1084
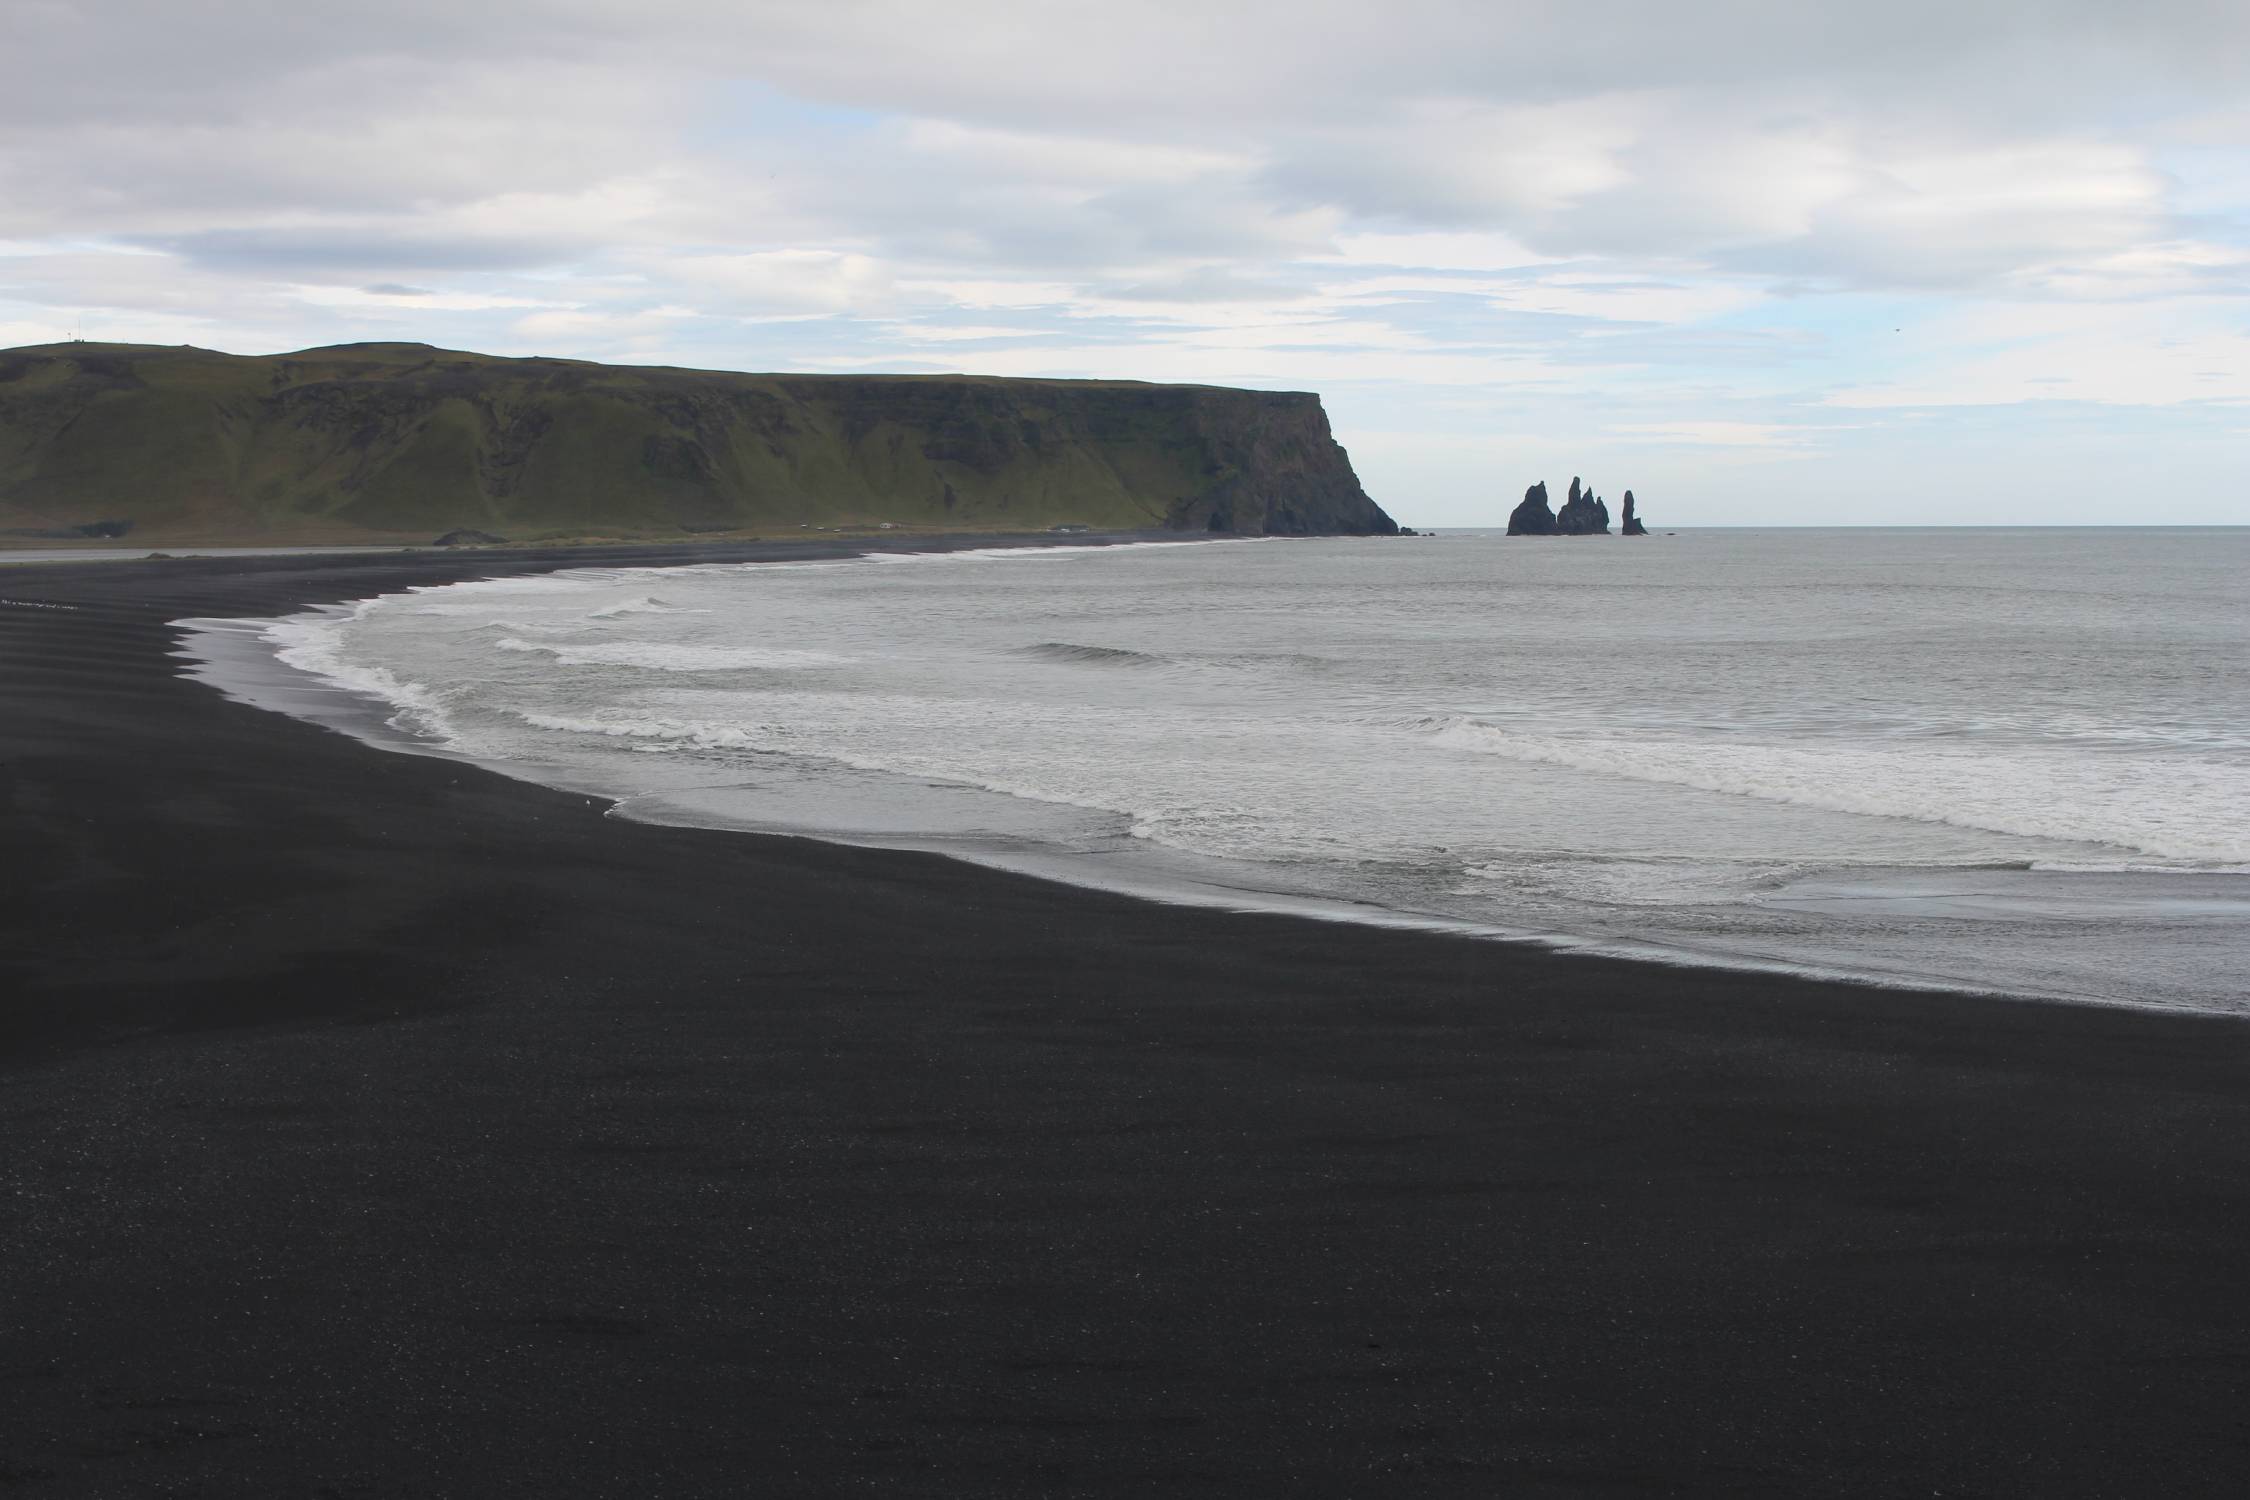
left=4, top=542, right=2249, bottom=1495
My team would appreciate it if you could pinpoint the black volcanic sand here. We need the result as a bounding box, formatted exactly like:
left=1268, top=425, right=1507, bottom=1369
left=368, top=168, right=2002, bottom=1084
left=3, top=542, right=2248, bottom=1497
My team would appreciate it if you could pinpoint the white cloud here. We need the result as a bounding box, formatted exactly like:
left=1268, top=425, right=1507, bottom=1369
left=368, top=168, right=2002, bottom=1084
left=1492, top=277, right=1764, bottom=326
left=1826, top=316, right=2250, bottom=409
left=1323, top=231, right=1558, bottom=273
left=877, top=323, right=1049, bottom=344
left=662, top=250, right=898, bottom=316
left=900, top=120, right=1249, bottom=188
left=290, top=285, right=563, bottom=314
left=1607, top=421, right=1845, bottom=449
left=0, top=318, right=68, bottom=345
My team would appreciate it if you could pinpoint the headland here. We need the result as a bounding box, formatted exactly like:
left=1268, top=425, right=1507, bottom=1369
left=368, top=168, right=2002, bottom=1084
left=0, top=342, right=1397, bottom=547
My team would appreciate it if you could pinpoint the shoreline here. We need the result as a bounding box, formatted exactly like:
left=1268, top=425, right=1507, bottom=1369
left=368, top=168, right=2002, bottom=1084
left=179, top=537, right=2235, bottom=1019
left=193, top=546, right=2007, bottom=1014
left=6, top=538, right=2250, bottom=1492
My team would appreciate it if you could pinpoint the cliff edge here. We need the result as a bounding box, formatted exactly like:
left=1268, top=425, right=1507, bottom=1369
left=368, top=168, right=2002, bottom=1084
left=0, top=342, right=1397, bottom=544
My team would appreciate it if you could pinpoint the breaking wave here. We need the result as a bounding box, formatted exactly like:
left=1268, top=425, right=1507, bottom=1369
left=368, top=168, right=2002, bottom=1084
left=1426, top=718, right=2250, bottom=866
left=1019, top=641, right=1168, bottom=668
left=589, top=595, right=701, bottom=618
left=261, top=604, right=458, bottom=741
left=175, top=528, right=2250, bottom=1014
left=492, top=638, right=849, bottom=672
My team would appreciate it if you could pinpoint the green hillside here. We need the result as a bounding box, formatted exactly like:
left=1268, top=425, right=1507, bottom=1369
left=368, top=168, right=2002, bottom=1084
left=0, top=342, right=1396, bottom=545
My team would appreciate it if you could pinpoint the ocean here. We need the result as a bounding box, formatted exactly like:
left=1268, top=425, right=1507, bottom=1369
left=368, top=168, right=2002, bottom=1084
left=182, top=528, right=2250, bottom=1013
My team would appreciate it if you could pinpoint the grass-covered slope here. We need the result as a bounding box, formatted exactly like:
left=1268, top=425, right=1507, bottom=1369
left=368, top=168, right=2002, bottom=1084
left=0, top=342, right=1396, bottom=544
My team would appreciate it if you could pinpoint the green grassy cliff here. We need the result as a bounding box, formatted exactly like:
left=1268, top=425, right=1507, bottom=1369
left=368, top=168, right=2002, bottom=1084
left=0, top=342, right=1396, bottom=544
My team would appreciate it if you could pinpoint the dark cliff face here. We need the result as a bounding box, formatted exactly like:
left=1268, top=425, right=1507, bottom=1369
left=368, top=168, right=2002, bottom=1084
left=1622, top=491, right=1648, bottom=535
left=1161, top=387, right=1396, bottom=536
left=0, top=343, right=1396, bottom=543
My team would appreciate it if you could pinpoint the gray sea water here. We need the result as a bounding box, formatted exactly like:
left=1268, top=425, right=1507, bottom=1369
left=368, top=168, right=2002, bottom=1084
left=183, top=528, right=2250, bottom=1013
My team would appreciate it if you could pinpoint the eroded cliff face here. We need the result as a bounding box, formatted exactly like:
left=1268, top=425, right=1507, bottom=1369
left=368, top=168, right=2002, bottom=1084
left=0, top=343, right=1397, bottom=543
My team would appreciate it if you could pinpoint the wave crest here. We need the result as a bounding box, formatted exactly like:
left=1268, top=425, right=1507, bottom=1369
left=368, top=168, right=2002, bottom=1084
left=589, top=596, right=702, bottom=618
left=492, top=638, right=849, bottom=672
left=1427, top=717, right=2250, bottom=865
left=1019, top=641, right=1166, bottom=668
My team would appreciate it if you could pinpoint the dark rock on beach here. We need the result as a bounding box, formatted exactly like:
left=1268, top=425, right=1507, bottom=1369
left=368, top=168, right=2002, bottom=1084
left=432, top=528, right=508, bottom=547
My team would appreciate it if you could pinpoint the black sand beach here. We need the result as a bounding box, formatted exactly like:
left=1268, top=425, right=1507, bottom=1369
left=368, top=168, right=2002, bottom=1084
left=5, top=543, right=2249, bottom=1497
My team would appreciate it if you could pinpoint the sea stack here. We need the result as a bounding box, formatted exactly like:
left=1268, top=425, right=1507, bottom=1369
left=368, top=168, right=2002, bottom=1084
left=1509, top=475, right=1644, bottom=535
left=1554, top=477, right=1611, bottom=535
left=1506, top=481, right=1557, bottom=535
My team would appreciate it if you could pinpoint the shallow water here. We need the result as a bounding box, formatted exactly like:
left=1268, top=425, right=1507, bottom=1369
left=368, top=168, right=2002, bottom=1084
left=180, top=529, right=2250, bottom=1013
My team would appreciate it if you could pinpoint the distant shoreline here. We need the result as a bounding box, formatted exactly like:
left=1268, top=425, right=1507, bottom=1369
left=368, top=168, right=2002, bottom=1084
left=13, top=521, right=2250, bottom=570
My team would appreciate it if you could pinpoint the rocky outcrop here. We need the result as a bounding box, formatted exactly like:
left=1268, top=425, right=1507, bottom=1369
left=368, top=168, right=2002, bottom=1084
left=0, top=342, right=1397, bottom=543
left=432, top=528, right=507, bottom=547
left=1506, top=481, right=1556, bottom=535
left=1555, top=477, right=1610, bottom=535
left=1510, top=476, right=1646, bottom=535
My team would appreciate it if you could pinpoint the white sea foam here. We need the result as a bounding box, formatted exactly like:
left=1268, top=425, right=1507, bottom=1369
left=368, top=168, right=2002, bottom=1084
left=410, top=600, right=586, bottom=617
left=180, top=528, right=2250, bottom=1013
left=588, top=595, right=702, bottom=618
left=260, top=605, right=459, bottom=742
left=493, top=639, right=850, bottom=671
left=469, top=617, right=599, bottom=635
left=405, top=573, right=609, bottom=596
left=2029, top=859, right=2250, bottom=876
left=1427, top=719, right=2250, bottom=866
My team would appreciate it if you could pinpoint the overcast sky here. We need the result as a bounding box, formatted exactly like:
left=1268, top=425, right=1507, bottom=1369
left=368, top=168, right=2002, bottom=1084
left=3, top=1, right=2244, bottom=524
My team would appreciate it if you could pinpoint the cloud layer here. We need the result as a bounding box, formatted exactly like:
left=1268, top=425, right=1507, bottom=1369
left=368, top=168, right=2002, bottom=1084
left=3, top=1, right=2245, bottom=522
